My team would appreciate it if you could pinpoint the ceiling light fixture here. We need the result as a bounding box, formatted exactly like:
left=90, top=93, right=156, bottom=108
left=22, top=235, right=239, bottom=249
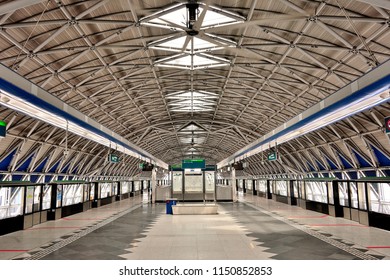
left=0, top=77, right=168, bottom=170
left=217, top=60, right=390, bottom=169
left=232, top=84, right=390, bottom=162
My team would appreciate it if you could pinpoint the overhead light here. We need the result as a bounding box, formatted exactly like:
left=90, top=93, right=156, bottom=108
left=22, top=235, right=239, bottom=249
left=379, top=89, right=390, bottom=99
left=217, top=68, right=390, bottom=168
left=0, top=88, right=145, bottom=162
left=276, top=86, right=390, bottom=144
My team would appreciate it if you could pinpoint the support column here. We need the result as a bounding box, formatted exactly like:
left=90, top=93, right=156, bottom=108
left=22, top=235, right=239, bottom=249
left=243, top=179, right=246, bottom=194
left=288, top=180, right=295, bottom=205
left=151, top=167, right=157, bottom=204
left=130, top=181, right=134, bottom=197
left=252, top=179, right=257, bottom=195
left=266, top=180, right=272, bottom=199
left=232, top=168, right=237, bottom=202
left=116, top=182, right=121, bottom=201
left=331, top=180, right=343, bottom=217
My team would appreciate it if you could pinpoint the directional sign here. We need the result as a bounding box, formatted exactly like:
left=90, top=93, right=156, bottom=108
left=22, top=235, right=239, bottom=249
left=267, top=152, right=278, bottom=161
left=108, top=154, right=120, bottom=163
left=0, top=120, right=6, bottom=138
left=182, top=159, right=205, bottom=169
left=385, top=117, right=390, bottom=133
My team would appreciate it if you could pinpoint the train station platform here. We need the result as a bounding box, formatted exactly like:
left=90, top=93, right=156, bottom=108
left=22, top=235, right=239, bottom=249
left=0, top=193, right=389, bottom=260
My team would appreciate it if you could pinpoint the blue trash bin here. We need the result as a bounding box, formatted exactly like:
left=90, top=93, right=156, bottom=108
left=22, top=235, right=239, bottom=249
left=166, top=198, right=177, bottom=214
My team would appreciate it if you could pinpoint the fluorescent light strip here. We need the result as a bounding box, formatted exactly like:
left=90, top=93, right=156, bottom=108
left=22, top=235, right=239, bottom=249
left=232, top=86, right=390, bottom=163
left=0, top=88, right=158, bottom=167
left=217, top=62, right=390, bottom=169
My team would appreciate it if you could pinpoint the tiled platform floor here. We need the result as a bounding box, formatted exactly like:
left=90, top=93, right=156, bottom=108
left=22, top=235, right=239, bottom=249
left=0, top=192, right=389, bottom=260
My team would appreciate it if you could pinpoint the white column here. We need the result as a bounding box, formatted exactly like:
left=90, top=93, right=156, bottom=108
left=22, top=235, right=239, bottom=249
left=151, top=168, right=157, bottom=204
left=232, top=168, right=237, bottom=202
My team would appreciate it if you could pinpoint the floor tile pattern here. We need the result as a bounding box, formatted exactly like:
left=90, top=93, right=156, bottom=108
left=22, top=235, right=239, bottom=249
left=38, top=204, right=157, bottom=260
left=237, top=202, right=379, bottom=260
left=14, top=203, right=143, bottom=260
left=119, top=203, right=276, bottom=260
left=2, top=193, right=389, bottom=260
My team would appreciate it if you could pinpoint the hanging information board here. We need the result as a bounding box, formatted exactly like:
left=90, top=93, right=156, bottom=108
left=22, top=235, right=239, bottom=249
left=108, top=154, right=120, bottom=163
left=268, top=152, right=278, bottom=161
left=0, top=120, right=6, bottom=137
left=182, top=159, right=205, bottom=169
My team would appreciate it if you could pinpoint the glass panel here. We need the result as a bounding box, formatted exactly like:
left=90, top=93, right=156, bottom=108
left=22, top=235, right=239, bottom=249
left=112, top=182, right=118, bottom=195
left=100, top=183, right=111, bottom=198
left=173, top=171, right=183, bottom=193
left=83, top=184, right=87, bottom=202
left=338, top=182, right=349, bottom=206
left=134, top=181, right=140, bottom=191
left=0, top=187, right=24, bottom=219
left=305, top=181, right=327, bottom=203
left=42, top=185, right=51, bottom=210
left=205, top=171, right=215, bottom=192
left=246, top=180, right=252, bottom=190
left=33, top=185, right=41, bottom=212
left=257, top=180, right=267, bottom=192
left=25, top=186, right=35, bottom=214
left=275, top=181, right=287, bottom=196
left=271, top=181, right=275, bottom=194
left=368, top=182, right=390, bottom=214
left=357, top=182, right=367, bottom=210
left=299, top=181, right=305, bottom=199
left=286, top=181, right=290, bottom=197
left=121, top=182, right=130, bottom=194
left=89, top=185, right=94, bottom=201
left=74, top=184, right=83, bottom=204
left=184, top=171, right=203, bottom=193
left=62, top=184, right=83, bottom=206
left=350, top=182, right=358, bottom=208
left=56, top=185, right=62, bottom=208
left=293, top=181, right=298, bottom=198
left=327, top=182, right=334, bottom=204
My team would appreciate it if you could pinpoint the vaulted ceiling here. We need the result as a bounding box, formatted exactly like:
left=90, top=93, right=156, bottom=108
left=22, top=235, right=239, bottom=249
left=0, top=0, right=389, bottom=181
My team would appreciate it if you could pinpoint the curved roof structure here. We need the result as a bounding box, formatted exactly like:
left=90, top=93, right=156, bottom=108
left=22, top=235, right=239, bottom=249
left=0, top=0, right=389, bottom=181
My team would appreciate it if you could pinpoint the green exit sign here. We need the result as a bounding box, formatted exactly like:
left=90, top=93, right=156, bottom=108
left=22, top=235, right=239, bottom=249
left=267, top=152, right=278, bottom=161
left=0, top=120, right=6, bottom=138
left=108, top=154, right=120, bottom=163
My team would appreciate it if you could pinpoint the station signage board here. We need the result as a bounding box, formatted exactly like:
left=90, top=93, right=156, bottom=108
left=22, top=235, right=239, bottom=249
left=0, top=120, right=6, bottom=138
left=108, top=154, right=120, bottom=163
left=170, top=163, right=182, bottom=170
left=140, top=162, right=154, bottom=171
left=182, top=159, right=205, bottom=169
left=267, top=152, right=278, bottom=161
left=385, top=117, right=390, bottom=133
